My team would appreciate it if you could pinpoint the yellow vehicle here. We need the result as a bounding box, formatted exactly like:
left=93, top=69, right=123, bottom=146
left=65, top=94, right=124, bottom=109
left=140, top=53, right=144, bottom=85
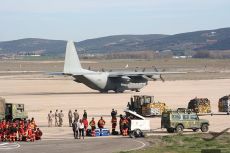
left=128, top=95, right=167, bottom=116
left=187, top=98, right=211, bottom=113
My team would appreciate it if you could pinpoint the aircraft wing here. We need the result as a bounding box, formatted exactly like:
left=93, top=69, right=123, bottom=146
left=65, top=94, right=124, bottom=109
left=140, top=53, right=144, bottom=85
left=108, top=71, right=186, bottom=77
left=108, top=71, right=186, bottom=82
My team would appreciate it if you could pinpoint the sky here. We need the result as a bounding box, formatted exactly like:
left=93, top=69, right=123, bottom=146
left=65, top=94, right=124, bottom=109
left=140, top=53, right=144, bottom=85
left=0, top=0, right=230, bottom=42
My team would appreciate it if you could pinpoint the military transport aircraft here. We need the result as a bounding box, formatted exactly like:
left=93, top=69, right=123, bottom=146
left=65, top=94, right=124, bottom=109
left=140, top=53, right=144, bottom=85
left=61, top=40, right=184, bottom=93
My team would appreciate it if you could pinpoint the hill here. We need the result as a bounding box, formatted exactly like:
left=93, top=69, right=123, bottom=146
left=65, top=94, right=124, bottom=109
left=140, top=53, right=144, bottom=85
left=0, top=38, right=67, bottom=56
left=0, top=27, right=229, bottom=57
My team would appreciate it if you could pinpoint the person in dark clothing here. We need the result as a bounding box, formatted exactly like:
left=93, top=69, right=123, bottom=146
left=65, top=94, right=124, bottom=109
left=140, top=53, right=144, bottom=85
left=83, top=110, right=87, bottom=119
left=72, top=120, right=78, bottom=139
left=68, top=110, right=73, bottom=127
left=111, top=109, right=117, bottom=118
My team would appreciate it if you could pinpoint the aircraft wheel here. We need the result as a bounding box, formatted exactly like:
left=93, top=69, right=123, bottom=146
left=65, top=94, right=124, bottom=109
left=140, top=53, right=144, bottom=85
left=114, top=88, right=124, bottom=93
left=100, top=90, right=108, bottom=93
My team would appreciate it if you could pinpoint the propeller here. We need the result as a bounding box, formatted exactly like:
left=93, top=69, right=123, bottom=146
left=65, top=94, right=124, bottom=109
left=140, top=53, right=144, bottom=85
left=160, top=74, right=165, bottom=82
left=142, top=68, right=146, bottom=72
left=152, top=66, right=165, bottom=82
left=152, top=66, right=158, bottom=72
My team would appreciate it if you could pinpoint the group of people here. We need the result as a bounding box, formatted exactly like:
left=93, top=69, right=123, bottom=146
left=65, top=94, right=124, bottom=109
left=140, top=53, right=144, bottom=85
left=0, top=118, right=42, bottom=142
left=48, top=108, right=131, bottom=137
left=70, top=108, right=130, bottom=138
left=67, top=109, right=85, bottom=127
left=70, top=110, right=106, bottom=139
left=110, top=108, right=131, bottom=136
left=111, top=109, right=130, bottom=136
left=48, top=109, right=64, bottom=127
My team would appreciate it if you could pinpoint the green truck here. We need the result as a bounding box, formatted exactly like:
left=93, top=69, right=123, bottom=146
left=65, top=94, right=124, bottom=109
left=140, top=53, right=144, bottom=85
left=0, top=97, right=28, bottom=121
left=161, top=109, right=209, bottom=133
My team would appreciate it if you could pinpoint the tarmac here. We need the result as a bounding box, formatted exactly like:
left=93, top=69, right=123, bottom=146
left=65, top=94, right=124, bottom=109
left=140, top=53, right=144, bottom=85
left=0, top=137, right=147, bottom=153
left=1, top=75, right=230, bottom=152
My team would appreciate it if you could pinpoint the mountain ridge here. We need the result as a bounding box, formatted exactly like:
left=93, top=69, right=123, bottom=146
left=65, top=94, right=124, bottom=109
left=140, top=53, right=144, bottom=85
left=0, top=27, right=229, bottom=57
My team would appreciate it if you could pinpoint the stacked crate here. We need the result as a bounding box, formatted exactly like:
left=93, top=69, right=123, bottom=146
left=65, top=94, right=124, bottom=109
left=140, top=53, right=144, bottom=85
left=188, top=98, right=211, bottom=113
left=142, top=102, right=167, bottom=116
left=218, top=95, right=230, bottom=112
left=129, top=95, right=167, bottom=116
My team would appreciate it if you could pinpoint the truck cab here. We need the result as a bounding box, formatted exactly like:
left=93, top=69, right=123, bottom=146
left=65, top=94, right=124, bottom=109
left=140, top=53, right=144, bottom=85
left=5, top=103, right=28, bottom=121
left=0, top=97, right=28, bottom=121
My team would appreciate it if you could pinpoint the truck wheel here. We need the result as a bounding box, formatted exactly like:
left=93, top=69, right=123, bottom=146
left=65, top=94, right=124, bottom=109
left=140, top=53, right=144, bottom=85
left=129, top=131, right=135, bottom=138
left=134, top=129, right=143, bottom=137
left=167, top=128, right=174, bottom=133
left=201, top=124, right=209, bottom=132
left=176, top=125, right=183, bottom=133
left=129, top=129, right=143, bottom=138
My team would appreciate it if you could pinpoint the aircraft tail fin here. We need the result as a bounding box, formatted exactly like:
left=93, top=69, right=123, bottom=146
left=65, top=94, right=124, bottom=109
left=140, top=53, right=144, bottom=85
left=64, top=40, right=83, bottom=74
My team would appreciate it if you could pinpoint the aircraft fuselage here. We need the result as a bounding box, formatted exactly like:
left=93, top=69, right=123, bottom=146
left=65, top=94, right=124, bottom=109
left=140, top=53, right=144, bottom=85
left=73, top=72, right=147, bottom=93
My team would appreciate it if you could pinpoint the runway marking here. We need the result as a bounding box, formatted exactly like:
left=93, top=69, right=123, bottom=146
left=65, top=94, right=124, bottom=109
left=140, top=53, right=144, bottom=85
left=0, top=142, right=20, bottom=150
left=124, top=139, right=146, bottom=152
left=42, top=138, right=66, bottom=141
left=42, top=137, right=73, bottom=140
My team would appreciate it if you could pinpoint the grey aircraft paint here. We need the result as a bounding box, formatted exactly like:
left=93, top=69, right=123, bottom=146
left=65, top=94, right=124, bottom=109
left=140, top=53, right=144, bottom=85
left=62, top=40, right=184, bottom=93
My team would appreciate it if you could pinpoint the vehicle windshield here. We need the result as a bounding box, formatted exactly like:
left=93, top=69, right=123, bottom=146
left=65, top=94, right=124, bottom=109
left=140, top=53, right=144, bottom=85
left=172, top=114, right=181, bottom=120
left=190, top=114, right=198, bottom=120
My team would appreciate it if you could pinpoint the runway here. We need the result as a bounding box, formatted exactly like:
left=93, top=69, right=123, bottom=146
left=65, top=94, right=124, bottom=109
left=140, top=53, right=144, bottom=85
left=1, top=137, right=147, bottom=153
left=1, top=76, right=230, bottom=152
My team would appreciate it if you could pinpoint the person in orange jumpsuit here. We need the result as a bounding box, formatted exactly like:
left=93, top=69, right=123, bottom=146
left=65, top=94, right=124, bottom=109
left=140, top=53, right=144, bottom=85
left=9, top=122, right=17, bottom=142
left=18, top=126, right=25, bottom=141
left=1, top=120, right=6, bottom=129
left=30, top=117, right=37, bottom=130
left=0, top=123, right=3, bottom=141
left=98, top=117, right=105, bottom=129
left=89, top=117, right=96, bottom=136
left=122, top=117, right=129, bottom=136
left=119, top=115, right=124, bottom=135
left=82, top=118, right=88, bottom=135
left=27, top=127, right=35, bottom=142
left=35, top=128, right=43, bottom=140
left=2, top=129, right=8, bottom=141
left=111, top=117, right=117, bottom=133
